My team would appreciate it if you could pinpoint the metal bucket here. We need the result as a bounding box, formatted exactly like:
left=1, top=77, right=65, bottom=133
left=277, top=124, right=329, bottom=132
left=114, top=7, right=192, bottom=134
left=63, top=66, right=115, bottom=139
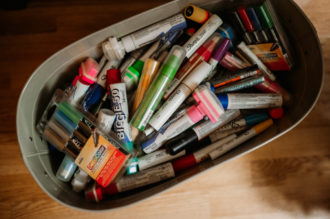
left=16, top=0, right=323, bottom=211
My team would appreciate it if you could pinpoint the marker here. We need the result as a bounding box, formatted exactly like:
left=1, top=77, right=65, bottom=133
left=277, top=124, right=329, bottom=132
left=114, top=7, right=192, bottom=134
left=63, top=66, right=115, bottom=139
left=217, top=93, right=283, bottom=109
left=184, top=4, right=210, bottom=24
left=219, top=52, right=249, bottom=71
left=96, top=108, right=115, bottom=135
left=246, top=7, right=269, bottom=42
left=214, top=75, right=265, bottom=93
left=183, top=14, right=223, bottom=59
left=164, top=33, right=222, bottom=99
left=208, top=126, right=248, bottom=143
left=165, top=109, right=240, bottom=155
left=151, top=30, right=182, bottom=59
left=131, top=51, right=168, bottom=114
left=211, top=64, right=260, bottom=88
left=69, top=58, right=99, bottom=105
left=216, top=23, right=236, bottom=48
left=142, top=85, right=224, bottom=153
left=119, top=48, right=146, bottom=77
left=71, top=168, right=91, bottom=192
left=86, top=162, right=175, bottom=201
left=56, top=154, right=77, bottom=182
left=230, top=11, right=254, bottom=44
left=237, top=41, right=276, bottom=81
left=82, top=59, right=121, bottom=112
left=237, top=8, right=261, bottom=43
left=102, top=13, right=187, bottom=60
left=209, top=119, right=273, bottom=160
left=130, top=45, right=186, bottom=139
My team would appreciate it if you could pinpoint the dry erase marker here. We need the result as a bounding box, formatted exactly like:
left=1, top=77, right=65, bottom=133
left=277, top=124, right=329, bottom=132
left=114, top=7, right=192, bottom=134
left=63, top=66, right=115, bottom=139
left=119, top=48, right=145, bottom=76
left=86, top=162, right=175, bottom=201
left=165, top=109, right=240, bottom=155
left=56, top=154, right=77, bottom=182
left=102, top=13, right=186, bottom=60
left=209, top=119, right=273, bottom=160
left=237, top=41, right=276, bottom=81
left=231, top=11, right=254, bottom=44
left=214, top=75, right=265, bottom=93
left=164, top=33, right=222, bottom=99
left=130, top=46, right=186, bottom=139
left=246, top=7, right=269, bottom=42
left=184, top=4, right=210, bottom=24
left=237, top=8, right=261, bottom=43
left=217, top=93, right=283, bottom=109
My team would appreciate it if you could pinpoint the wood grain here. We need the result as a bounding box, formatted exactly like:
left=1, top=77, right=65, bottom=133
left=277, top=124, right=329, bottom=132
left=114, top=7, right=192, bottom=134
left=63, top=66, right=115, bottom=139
left=0, top=0, right=329, bottom=218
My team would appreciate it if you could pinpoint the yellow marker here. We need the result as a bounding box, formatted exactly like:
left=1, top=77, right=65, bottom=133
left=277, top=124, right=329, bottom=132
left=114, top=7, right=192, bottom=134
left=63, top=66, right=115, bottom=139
left=184, top=4, right=210, bottom=24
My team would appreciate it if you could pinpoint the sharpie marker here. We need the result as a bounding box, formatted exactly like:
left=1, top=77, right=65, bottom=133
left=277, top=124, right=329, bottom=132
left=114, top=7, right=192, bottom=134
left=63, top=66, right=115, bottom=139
left=184, top=4, right=210, bottom=24
left=217, top=93, right=283, bottom=109
left=237, top=8, right=261, bottom=43
left=56, top=154, right=77, bottom=182
left=102, top=13, right=187, bottom=60
left=130, top=46, right=186, bottom=140
left=231, top=11, right=254, bottom=45
left=215, top=75, right=265, bottom=93
left=209, top=119, right=273, bottom=160
left=165, top=109, right=240, bottom=155
left=237, top=41, right=276, bottom=81
left=246, top=7, right=269, bottom=42
left=165, top=33, right=222, bottom=99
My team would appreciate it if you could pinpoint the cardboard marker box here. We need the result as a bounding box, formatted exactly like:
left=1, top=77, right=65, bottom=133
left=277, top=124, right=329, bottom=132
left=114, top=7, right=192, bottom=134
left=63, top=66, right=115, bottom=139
left=17, top=0, right=323, bottom=211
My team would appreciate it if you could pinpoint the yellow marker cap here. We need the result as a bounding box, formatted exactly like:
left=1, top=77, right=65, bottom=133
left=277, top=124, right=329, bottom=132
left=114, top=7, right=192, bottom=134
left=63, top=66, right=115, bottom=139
left=253, top=118, right=273, bottom=134
left=184, top=4, right=210, bottom=24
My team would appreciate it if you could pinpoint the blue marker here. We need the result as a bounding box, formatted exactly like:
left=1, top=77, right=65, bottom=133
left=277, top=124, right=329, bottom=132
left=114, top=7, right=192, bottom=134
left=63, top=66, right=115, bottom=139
left=246, top=7, right=269, bottom=42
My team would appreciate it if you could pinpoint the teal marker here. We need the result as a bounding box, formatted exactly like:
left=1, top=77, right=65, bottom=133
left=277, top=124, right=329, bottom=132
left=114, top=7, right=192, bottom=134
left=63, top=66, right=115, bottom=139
left=130, top=45, right=186, bottom=140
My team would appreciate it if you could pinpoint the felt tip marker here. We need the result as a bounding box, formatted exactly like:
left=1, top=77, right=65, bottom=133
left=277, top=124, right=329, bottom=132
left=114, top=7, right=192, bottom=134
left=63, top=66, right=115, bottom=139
left=164, top=33, right=222, bottom=99
left=255, top=4, right=280, bottom=44
left=184, top=4, right=210, bottom=24
left=102, top=13, right=187, bottom=60
left=208, top=126, right=248, bottom=143
left=246, top=7, right=269, bottom=42
left=130, top=45, right=186, bottom=139
left=217, top=93, right=283, bottom=109
left=214, top=75, right=265, bottom=93
left=209, top=119, right=274, bottom=160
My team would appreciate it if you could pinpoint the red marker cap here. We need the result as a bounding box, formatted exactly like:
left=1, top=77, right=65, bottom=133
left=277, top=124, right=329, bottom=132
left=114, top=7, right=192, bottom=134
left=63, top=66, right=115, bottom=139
left=269, top=107, right=284, bottom=119
left=172, top=154, right=197, bottom=173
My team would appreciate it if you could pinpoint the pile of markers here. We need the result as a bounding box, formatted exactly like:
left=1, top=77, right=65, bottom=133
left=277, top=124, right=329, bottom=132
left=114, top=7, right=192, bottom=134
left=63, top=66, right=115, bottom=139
left=37, top=0, right=293, bottom=202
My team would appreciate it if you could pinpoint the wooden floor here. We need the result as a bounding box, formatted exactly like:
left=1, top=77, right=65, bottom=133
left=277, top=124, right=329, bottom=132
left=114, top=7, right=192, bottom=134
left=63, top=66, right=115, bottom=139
left=0, top=0, right=329, bottom=218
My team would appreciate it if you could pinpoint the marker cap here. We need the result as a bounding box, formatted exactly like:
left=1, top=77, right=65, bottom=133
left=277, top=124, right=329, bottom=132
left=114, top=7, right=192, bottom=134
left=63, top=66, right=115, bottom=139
left=255, top=4, right=274, bottom=29
left=217, top=94, right=228, bottom=110
left=172, top=154, right=197, bottom=172
left=268, top=107, right=284, bottom=119
left=79, top=58, right=99, bottom=84
left=211, top=38, right=231, bottom=62
left=237, top=8, right=254, bottom=32
left=184, top=4, right=210, bottom=24
left=85, top=185, right=104, bottom=202
left=186, top=105, right=204, bottom=123
left=107, top=69, right=121, bottom=84
left=160, top=45, right=186, bottom=78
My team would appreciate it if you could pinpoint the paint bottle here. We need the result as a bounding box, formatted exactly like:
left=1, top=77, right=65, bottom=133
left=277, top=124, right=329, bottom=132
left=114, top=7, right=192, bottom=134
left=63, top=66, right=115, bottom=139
left=217, top=93, right=283, bottom=109
left=215, top=75, right=265, bottom=93
left=237, top=8, right=262, bottom=43
left=56, top=154, right=78, bottom=182
left=130, top=45, right=186, bottom=140
left=102, top=14, right=187, bottom=60
left=184, top=4, right=210, bottom=24
left=164, top=33, right=222, bottom=99
left=71, top=168, right=91, bottom=192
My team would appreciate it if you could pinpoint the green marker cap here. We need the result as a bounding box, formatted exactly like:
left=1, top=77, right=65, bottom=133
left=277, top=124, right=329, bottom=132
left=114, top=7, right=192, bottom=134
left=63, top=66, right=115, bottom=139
left=132, top=59, right=145, bottom=73
left=255, top=4, right=274, bottom=29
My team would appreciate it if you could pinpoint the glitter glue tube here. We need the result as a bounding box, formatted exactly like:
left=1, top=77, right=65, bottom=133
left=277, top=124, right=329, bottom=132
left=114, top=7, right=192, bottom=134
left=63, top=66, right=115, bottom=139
left=119, top=48, right=146, bottom=77
left=184, top=4, right=210, bottom=24
left=246, top=7, right=269, bottom=42
left=123, top=40, right=161, bottom=91
left=96, top=109, right=115, bottom=135
left=231, top=11, right=254, bottom=45
left=171, top=134, right=237, bottom=172
left=86, top=162, right=175, bottom=201
left=131, top=51, right=168, bottom=114
left=183, top=14, right=223, bottom=59
left=217, top=93, right=283, bottom=110
left=56, top=154, right=77, bottom=182
left=211, top=64, right=260, bottom=88
left=142, top=85, right=225, bottom=153
left=209, top=119, right=273, bottom=160
left=70, top=58, right=99, bottom=105
left=165, top=109, right=240, bottom=155
left=237, top=41, right=276, bottom=81
left=164, top=33, right=222, bottom=99
left=102, top=14, right=187, bottom=60
left=130, top=46, right=186, bottom=139
left=215, top=75, right=265, bottom=93
left=82, top=59, right=121, bottom=112
left=237, top=8, right=261, bottom=43
left=255, top=75, right=291, bottom=104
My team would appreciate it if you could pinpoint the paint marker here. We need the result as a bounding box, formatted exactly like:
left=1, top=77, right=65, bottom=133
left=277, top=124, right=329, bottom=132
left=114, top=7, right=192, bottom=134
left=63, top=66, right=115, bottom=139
left=214, top=75, right=265, bottom=93
left=217, top=93, right=283, bottom=109
left=246, top=7, right=269, bottom=42
left=142, top=85, right=224, bottom=153
left=184, top=4, right=210, bottom=24
left=130, top=45, right=186, bottom=139
left=102, top=13, right=187, bottom=60
left=56, top=154, right=77, bottom=182
left=171, top=134, right=237, bottom=172
left=70, top=58, right=99, bottom=105
left=183, top=14, right=223, bottom=59
left=119, top=48, right=146, bottom=77
left=230, top=11, right=254, bottom=44
left=96, top=109, right=115, bottom=135
left=211, top=64, right=260, bottom=88
left=71, top=168, right=91, bottom=192
left=165, top=109, right=240, bottom=155
left=131, top=51, right=168, bottom=114
left=237, top=41, right=276, bottom=81
left=82, top=59, right=121, bottom=112
left=86, top=162, right=175, bottom=201
left=209, top=119, right=273, bottom=159
left=164, top=33, right=222, bottom=99
left=237, top=8, right=261, bottom=43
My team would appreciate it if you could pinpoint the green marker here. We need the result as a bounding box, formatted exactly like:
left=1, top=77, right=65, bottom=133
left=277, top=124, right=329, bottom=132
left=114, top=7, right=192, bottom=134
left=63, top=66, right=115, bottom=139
left=255, top=4, right=279, bottom=44
left=130, top=45, right=186, bottom=140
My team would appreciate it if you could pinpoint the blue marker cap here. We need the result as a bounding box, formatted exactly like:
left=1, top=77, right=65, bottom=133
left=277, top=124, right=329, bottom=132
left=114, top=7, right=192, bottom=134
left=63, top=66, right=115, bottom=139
left=244, top=113, right=269, bottom=125
left=217, top=94, right=228, bottom=110
left=53, top=110, right=77, bottom=133
left=82, top=83, right=105, bottom=112
left=246, top=8, right=263, bottom=31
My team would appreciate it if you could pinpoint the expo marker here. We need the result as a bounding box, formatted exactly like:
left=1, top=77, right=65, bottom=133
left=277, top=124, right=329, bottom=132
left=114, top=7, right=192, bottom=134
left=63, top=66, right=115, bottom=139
left=164, top=33, right=222, bottom=99
left=141, top=85, right=225, bottom=154
left=231, top=11, right=254, bottom=44
left=246, top=7, right=269, bottom=42
left=130, top=46, right=186, bottom=139
left=209, top=119, right=273, bottom=160
left=214, top=75, right=265, bottom=93
left=102, top=13, right=187, bottom=60
left=237, top=8, right=261, bottom=43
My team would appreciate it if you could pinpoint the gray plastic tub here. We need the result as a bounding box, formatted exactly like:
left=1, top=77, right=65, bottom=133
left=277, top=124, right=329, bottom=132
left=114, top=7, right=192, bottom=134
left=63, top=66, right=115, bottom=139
left=16, top=0, right=323, bottom=211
